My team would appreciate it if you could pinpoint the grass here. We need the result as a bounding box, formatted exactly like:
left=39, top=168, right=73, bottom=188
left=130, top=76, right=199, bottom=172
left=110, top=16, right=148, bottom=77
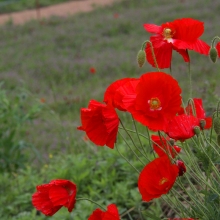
left=0, top=0, right=75, bottom=14
left=0, top=0, right=220, bottom=219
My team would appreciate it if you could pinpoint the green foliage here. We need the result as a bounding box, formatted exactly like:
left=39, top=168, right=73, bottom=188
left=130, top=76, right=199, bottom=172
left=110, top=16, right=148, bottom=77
left=0, top=145, right=144, bottom=219
left=0, top=85, right=43, bottom=172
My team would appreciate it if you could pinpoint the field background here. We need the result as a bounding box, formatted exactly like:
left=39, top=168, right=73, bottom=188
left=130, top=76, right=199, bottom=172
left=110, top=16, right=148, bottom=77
left=0, top=0, right=220, bottom=219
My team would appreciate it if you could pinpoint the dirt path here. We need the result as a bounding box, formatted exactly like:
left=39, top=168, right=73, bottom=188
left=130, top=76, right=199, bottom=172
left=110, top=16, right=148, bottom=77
left=0, top=0, right=119, bottom=25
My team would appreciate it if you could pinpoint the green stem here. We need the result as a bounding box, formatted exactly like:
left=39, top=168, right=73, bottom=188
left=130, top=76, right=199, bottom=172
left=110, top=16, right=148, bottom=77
left=120, top=119, right=148, bottom=162
left=115, top=143, right=140, bottom=174
left=131, top=116, right=150, bottom=161
left=187, top=56, right=192, bottom=98
left=118, top=130, right=145, bottom=165
left=141, top=40, right=160, bottom=71
left=76, top=198, right=106, bottom=211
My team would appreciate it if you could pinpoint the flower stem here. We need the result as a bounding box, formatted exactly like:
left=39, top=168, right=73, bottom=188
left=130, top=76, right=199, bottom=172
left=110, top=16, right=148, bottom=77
left=76, top=198, right=106, bottom=211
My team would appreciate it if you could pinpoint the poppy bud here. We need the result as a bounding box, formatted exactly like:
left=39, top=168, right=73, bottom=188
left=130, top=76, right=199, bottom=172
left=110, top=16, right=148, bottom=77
left=193, top=126, right=200, bottom=136
left=217, top=134, right=220, bottom=146
left=137, top=50, right=146, bottom=67
left=200, top=119, right=206, bottom=130
left=176, top=160, right=186, bottom=176
left=168, top=138, right=175, bottom=146
left=213, top=117, right=220, bottom=134
left=209, top=47, right=218, bottom=63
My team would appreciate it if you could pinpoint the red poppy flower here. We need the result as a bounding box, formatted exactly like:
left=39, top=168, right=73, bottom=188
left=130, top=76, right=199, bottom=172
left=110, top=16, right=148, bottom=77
left=151, top=135, right=181, bottom=158
left=185, top=98, right=212, bottom=129
left=77, top=100, right=119, bottom=149
left=166, top=114, right=199, bottom=141
left=88, top=204, right=120, bottom=220
left=144, top=18, right=210, bottom=68
left=32, top=179, right=77, bottom=216
left=216, top=42, right=220, bottom=57
left=126, top=72, right=182, bottom=131
left=138, top=156, right=179, bottom=202
left=90, top=67, right=96, bottom=74
left=103, top=78, right=139, bottom=111
left=176, top=160, right=186, bottom=176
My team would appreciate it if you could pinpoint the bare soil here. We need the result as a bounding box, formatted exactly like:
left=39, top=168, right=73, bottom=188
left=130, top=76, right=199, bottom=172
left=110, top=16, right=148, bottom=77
left=0, top=0, right=119, bottom=25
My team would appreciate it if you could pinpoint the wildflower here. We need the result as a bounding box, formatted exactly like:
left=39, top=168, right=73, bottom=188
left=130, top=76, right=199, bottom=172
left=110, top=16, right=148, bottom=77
left=126, top=72, right=182, bottom=131
left=166, top=114, right=200, bottom=141
left=151, top=135, right=181, bottom=158
left=32, top=179, right=77, bottom=216
left=113, top=13, right=119, bottom=19
left=144, top=18, right=210, bottom=68
left=78, top=100, right=119, bottom=149
left=216, top=42, right=220, bottom=58
left=138, top=156, right=179, bottom=202
left=185, top=98, right=212, bottom=129
left=90, top=67, right=96, bottom=74
left=103, top=78, right=139, bottom=111
left=176, top=160, right=186, bottom=176
left=40, top=98, right=46, bottom=103
left=88, top=204, right=120, bottom=220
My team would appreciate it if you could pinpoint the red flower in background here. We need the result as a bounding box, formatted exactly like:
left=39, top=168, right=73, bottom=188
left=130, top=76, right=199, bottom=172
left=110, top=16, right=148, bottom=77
left=78, top=100, right=119, bottom=149
left=166, top=114, right=199, bottom=141
left=126, top=72, right=182, bottom=131
left=90, top=67, right=96, bottom=74
left=144, top=18, right=210, bottom=68
left=32, top=179, right=77, bottom=216
left=176, top=160, right=186, bottom=176
left=185, top=98, right=212, bottom=129
left=151, top=135, right=181, bottom=158
left=104, top=78, right=139, bottom=111
left=138, top=156, right=179, bottom=202
left=88, top=204, right=120, bottom=220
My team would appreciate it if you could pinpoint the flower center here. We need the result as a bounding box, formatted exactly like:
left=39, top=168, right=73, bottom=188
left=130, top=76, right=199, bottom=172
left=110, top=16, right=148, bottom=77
left=148, top=97, right=162, bottom=111
left=163, top=28, right=174, bottom=39
left=159, top=177, right=168, bottom=185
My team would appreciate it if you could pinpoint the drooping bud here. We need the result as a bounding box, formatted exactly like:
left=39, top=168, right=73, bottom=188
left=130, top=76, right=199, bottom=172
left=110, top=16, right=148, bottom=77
left=193, top=126, right=200, bottom=136
left=168, top=138, right=175, bottom=146
left=200, top=119, right=206, bottom=130
left=176, top=160, right=186, bottom=176
left=137, top=50, right=146, bottom=68
left=217, top=134, right=220, bottom=146
left=209, top=47, right=218, bottom=63
left=213, top=117, right=220, bottom=134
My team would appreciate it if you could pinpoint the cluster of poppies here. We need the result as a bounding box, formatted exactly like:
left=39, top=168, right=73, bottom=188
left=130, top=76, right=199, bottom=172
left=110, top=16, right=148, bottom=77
left=32, top=17, right=213, bottom=219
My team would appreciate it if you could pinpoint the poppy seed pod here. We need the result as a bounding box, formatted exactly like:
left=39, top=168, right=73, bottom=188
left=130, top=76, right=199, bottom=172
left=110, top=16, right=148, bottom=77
left=193, top=126, right=201, bottom=136
left=213, top=117, right=220, bottom=134
left=137, top=50, right=146, bottom=67
left=209, top=47, right=218, bottom=63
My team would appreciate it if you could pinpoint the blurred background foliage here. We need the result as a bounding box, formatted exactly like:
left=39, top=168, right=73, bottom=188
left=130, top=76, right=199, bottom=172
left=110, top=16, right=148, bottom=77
left=0, top=0, right=220, bottom=219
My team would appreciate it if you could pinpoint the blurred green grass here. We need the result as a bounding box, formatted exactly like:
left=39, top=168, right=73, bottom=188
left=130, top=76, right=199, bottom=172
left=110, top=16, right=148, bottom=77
left=0, top=0, right=220, bottom=219
left=0, top=0, right=76, bottom=14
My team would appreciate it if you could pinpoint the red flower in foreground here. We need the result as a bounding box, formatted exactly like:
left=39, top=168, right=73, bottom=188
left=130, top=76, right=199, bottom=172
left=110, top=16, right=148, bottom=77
left=88, top=204, right=120, bottom=220
left=185, top=98, right=212, bottom=129
left=166, top=115, right=200, bottom=141
left=144, top=18, right=210, bottom=68
left=103, top=78, right=139, bottom=111
left=78, top=100, right=119, bottom=149
left=32, top=179, right=77, bottom=216
left=126, top=72, right=182, bottom=131
left=216, top=42, right=220, bottom=57
left=151, top=135, right=181, bottom=158
left=90, top=67, right=96, bottom=74
left=138, top=156, right=179, bottom=202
